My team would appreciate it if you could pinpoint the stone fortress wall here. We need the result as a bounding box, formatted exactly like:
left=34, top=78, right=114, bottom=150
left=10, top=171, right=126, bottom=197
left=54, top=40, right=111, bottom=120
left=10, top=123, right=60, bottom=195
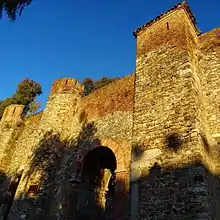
left=0, top=1, right=219, bottom=219
left=0, top=74, right=135, bottom=219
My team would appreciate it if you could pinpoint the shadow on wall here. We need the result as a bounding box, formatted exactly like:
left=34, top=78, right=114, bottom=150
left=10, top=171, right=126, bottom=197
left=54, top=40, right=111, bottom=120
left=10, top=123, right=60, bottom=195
left=0, top=171, right=11, bottom=220
left=0, top=170, right=24, bottom=220
left=2, top=120, right=128, bottom=220
left=131, top=141, right=220, bottom=220
left=1, top=125, right=220, bottom=219
left=132, top=132, right=183, bottom=161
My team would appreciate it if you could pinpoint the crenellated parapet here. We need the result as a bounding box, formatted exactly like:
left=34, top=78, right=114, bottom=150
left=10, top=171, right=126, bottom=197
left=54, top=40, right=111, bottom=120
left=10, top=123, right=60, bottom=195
left=39, top=78, right=83, bottom=133
left=50, top=78, right=83, bottom=96
left=1, top=104, right=24, bottom=124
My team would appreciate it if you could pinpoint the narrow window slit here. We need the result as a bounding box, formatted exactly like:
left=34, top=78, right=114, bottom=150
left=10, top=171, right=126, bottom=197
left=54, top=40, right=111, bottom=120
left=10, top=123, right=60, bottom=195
left=12, top=108, right=16, bottom=114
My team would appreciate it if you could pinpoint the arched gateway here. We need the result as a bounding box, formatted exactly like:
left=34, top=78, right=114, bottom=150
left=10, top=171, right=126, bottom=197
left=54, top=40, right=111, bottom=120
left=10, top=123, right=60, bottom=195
left=74, top=144, right=128, bottom=220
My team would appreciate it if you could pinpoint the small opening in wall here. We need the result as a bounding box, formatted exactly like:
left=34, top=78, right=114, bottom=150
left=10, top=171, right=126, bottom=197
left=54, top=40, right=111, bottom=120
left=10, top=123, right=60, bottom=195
left=166, top=22, right=169, bottom=30
left=65, top=79, right=68, bottom=85
left=28, top=184, right=40, bottom=196
left=12, top=108, right=16, bottom=114
left=3, top=173, right=22, bottom=220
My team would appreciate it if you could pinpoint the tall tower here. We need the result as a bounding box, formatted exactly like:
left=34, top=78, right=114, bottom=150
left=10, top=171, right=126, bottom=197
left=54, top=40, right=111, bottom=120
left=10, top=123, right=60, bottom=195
left=132, top=1, right=202, bottom=168
left=131, top=3, right=210, bottom=219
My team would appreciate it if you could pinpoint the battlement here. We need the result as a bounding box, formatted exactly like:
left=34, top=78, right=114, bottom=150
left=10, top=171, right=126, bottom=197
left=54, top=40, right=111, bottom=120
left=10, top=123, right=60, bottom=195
left=50, top=78, right=83, bottom=96
left=1, top=104, right=24, bottom=123
left=133, top=1, right=199, bottom=37
left=133, top=1, right=202, bottom=59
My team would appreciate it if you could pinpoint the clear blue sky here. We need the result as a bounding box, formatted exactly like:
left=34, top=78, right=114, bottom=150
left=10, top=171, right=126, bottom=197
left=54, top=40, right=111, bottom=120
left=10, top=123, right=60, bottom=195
left=0, top=0, right=219, bottom=110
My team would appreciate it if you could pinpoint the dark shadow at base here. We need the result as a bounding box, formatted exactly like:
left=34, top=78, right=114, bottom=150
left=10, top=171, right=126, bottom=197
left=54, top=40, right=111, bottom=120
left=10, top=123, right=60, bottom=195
left=0, top=122, right=129, bottom=220
left=2, top=121, right=220, bottom=219
left=133, top=161, right=220, bottom=220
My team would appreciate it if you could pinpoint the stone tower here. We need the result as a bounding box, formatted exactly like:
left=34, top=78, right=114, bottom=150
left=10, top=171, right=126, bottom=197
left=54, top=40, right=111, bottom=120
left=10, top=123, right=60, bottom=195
left=133, top=1, right=202, bottom=164
left=131, top=2, right=220, bottom=219
left=39, top=78, right=83, bottom=133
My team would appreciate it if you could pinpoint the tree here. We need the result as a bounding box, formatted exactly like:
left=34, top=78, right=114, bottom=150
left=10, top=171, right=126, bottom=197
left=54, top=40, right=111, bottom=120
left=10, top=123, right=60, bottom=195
left=94, top=77, right=120, bottom=90
left=0, top=0, right=32, bottom=21
left=82, top=76, right=120, bottom=96
left=26, top=98, right=41, bottom=115
left=82, top=78, right=95, bottom=96
left=0, top=78, right=42, bottom=119
left=12, top=78, right=42, bottom=114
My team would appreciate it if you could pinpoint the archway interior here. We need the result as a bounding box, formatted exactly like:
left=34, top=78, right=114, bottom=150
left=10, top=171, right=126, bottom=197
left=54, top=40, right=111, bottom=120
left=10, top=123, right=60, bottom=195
left=82, top=146, right=117, bottom=189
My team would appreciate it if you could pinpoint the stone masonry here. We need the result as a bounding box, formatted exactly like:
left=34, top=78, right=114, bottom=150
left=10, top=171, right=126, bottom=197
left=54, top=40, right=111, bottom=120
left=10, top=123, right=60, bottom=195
left=0, top=1, right=220, bottom=219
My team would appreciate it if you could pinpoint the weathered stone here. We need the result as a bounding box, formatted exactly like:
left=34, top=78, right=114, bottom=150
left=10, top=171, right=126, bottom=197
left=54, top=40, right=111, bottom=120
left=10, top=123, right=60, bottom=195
left=0, top=2, right=220, bottom=220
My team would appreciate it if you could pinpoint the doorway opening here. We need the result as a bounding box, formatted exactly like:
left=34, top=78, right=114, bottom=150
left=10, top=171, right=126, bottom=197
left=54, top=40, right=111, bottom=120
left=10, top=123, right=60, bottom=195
left=3, top=172, right=22, bottom=220
left=77, top=146, right=117, bottom=218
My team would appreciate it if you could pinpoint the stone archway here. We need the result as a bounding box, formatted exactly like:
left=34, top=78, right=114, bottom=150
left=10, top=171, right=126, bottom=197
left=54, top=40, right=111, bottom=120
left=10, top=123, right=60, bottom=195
left=99, top=139, right=127, bottom=172
left=75, top=138, right=127, bottom=173
left=76, top=146, right=117, bottom=219
left=82, top=146, right=117, bottom=183
left=73, top=139, right=130, bottom=219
